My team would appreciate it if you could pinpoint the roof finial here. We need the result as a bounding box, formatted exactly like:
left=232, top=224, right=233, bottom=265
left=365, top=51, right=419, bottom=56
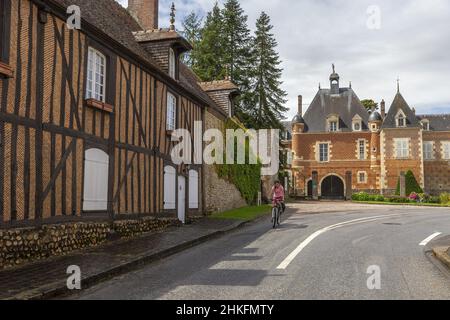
left=349, top=81, right=352, bottom=89
left=170, top=2, right=176, bottom=31
left=319, top=82, right=321, bottom=90
left=332, top=63, right=335, bottom=74
left=397, top=76, right=400, bottom=93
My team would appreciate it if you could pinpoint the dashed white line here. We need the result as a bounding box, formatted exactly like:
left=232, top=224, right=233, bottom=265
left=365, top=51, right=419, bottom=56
left=276, top=213, right=408, bottom=270
left=419, top=232, right=442, bottom=246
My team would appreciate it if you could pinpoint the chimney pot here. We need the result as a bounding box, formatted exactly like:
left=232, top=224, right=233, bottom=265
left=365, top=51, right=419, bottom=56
left=128, top=0, right=159, bottom=30
left=381, top=99, right=386, bottom=119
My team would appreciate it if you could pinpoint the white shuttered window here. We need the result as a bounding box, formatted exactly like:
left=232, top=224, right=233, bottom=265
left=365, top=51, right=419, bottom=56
left=83, top=149, right=109, bottom=211
left=164, top=166, right=176, bottom=209
left=189, top=170, right=199, bottom=209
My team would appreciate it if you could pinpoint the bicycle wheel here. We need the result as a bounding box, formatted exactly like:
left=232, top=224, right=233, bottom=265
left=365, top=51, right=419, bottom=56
left=272, top=207, right=278, bottom=229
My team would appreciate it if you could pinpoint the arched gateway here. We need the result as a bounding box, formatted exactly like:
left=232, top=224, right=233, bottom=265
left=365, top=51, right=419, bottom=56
left=321, top=175, right=345, bottom=199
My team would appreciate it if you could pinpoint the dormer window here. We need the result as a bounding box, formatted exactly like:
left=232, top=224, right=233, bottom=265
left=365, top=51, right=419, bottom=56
left=169, top=48, right=176, bottom=79
left=352, top=115, right=363, bottom=132
left=395, top=110, right=406, bottom=128
left=421, top=120, right=430, bottom=131
left=327, top=115, right=339, bottom=132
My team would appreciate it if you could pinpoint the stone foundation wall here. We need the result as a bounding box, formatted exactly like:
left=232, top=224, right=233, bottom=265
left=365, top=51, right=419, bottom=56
left=0, top=218, right=180, bottom=270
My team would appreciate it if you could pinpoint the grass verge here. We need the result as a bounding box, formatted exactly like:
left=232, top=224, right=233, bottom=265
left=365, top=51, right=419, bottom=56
left=211, top=205, right=272, bottom=221
left=353, top=201, right=450, bottom=208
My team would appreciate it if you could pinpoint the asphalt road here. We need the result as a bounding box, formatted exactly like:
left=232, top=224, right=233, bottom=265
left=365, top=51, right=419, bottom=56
left=69, top=203, right=450, bottom=300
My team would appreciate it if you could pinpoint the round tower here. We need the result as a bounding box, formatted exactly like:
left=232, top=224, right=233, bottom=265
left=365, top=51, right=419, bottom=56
left=368, top=108, right=382, bottom=167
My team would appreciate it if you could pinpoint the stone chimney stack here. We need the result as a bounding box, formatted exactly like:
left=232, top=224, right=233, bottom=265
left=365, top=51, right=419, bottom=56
left=381, top=99, right=386, bottom=119
left=128, top=0, right=159, bottom=30
left=298, top=95, right=303, bottom=116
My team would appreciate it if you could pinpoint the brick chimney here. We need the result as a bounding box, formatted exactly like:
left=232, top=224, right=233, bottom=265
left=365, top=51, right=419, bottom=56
left=381, top=99, right=386, bottom=119
left=128, top=0, right=159, bottom=30
left=298, top=95, right=303, bottom=116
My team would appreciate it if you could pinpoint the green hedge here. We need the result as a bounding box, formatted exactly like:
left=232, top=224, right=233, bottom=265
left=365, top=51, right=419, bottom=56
left=395, top=170, right=423, bottom=195
left=352, top=192, right=443, bottom=204
left=216, top=118, right=262, bottom=205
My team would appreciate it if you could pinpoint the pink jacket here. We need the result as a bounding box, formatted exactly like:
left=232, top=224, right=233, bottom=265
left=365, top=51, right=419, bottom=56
left=272, top=185, right=285, bottom=203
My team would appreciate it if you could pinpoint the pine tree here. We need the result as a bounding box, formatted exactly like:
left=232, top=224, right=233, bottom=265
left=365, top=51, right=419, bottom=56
left=222, top=0, right=254, bottom=118
left=192, top=3, right=226, bottom=81
left=181, top=12, right=203, bottom=67
left=248, top=12, right=288, bottom=129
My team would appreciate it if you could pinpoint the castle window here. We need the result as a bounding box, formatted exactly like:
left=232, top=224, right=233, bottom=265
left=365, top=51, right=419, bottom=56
left=357, top=171, right=367, bottom=184
left=330, top=121, right=338, bottom=132
left=86, top=47, right=106, bottom=102
left=169, top=48, right=176, bottom=79
left=421, top=120, right=430, bottom=131
left=395, top=111, right=406, bottom=128
left=443, top=142, right=450, bottom=160
left=319, top=143, right=329, bottom=162
left=326, top=115, right=339, bottom=132
left=352, top=115, right=363, bottom=132
left=423, top=142, right=434, bottom=160
left=358, top=140, right=366, bottom=160
left=166, top=91, right=177, bottom=131
left=395, top=138, right=409, bottom=158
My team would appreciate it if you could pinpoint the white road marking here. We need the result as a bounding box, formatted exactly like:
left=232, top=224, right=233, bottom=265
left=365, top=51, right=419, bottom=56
left=276, top=213, right=408, bottom=270
left=419, top=232, right=442, bottom=246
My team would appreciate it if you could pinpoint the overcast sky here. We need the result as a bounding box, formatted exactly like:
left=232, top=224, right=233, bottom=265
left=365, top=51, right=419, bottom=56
left=117, top=0, right=450, bottom=119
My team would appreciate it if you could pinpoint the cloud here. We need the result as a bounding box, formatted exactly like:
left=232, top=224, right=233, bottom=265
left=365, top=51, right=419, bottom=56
left=117, top=0, right=450, bottom=118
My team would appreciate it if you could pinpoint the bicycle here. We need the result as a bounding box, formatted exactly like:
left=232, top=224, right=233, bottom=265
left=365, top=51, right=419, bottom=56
left=271, top=200, right=284, bottom=229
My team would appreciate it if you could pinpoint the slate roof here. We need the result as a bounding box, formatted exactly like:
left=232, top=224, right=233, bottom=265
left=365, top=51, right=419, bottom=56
left=302, top=88, right=370, bottom=132
left=417, top=114, right=450, bottom=131
left=50, top=0, right=220, bottom=110
left=381, top=92, right=420, bottom=129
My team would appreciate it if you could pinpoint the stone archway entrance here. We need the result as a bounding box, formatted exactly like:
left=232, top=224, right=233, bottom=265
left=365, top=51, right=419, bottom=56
left=321, top=175, right=345, bottom=199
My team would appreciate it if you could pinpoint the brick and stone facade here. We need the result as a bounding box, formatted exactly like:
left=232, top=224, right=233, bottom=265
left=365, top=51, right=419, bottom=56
left=290, top=67, right=450, bottom=198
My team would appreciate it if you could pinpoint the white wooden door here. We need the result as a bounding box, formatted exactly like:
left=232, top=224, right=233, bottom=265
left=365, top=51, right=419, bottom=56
left=178, top=176, right=186, bottom=223
left=189, top=170, right=199, bottom=209
left=83, top=149, right=109, bottom=211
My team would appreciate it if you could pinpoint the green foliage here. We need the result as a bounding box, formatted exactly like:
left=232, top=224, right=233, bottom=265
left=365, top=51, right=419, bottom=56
left=245, top=12, right=288, bottom=130
left=440, top=192, right=450, bottom=205
left=395, top=170, right=423, bottom=195
left=361, top=99, right=379, bottom=111
left=351, top=192, right=384, bottom=202
left=215, top=119, right=262, bottom=205
left=189, top=3, right=287, bottom=129
left=181, top=12, right=203, bottom=67
left=193, top=3, right=227, bottom=81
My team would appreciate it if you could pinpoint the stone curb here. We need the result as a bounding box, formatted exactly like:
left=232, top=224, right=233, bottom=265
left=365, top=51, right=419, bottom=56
left=433, top=246, right=450, bottom=269
left=8, top=214, right=270, bottom=300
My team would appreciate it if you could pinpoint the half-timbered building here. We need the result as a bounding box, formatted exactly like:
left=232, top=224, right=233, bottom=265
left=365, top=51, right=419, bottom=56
left=0, top=0, right=233, bottom=229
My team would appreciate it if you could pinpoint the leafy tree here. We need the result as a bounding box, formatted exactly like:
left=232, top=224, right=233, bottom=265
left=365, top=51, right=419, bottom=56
left=246, top=12, right=288, bottom=129
left=361, top=99, right=379, bottom=112
left=395, top=170, right=423, bottom=196
left=193, top=3, right=227, bottom=81
left=181, top=12, right=203, bottom=67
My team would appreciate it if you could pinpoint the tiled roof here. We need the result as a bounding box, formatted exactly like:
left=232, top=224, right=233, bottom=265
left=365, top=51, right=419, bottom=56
left=50, top=0, right=212, bottom=108
left=303, top=88, right=370, bottom=132
left=199, top=80, right=239, bottom=92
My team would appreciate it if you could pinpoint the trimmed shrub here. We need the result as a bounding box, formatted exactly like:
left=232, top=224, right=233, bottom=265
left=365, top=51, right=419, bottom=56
left=440, top=193, right=450, bottom=205
left=395, top=170, right=423, bottom=196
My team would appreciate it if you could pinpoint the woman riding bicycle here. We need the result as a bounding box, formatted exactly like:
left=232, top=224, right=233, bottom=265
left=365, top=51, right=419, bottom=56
left=271, top=180, right=285, bottom=213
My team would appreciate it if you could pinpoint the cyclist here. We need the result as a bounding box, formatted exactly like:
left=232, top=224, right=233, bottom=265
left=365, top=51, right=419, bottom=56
left=271, top=180, right=286, bottom=214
